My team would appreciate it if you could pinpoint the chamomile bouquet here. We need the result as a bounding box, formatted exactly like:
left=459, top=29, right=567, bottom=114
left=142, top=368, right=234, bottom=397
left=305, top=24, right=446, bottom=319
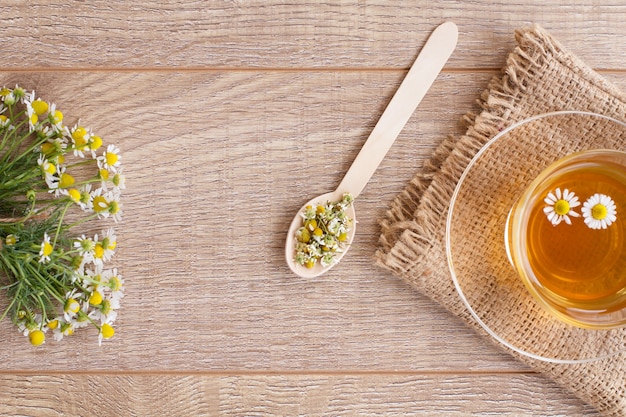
left=0, top=85, right=125, bottom=346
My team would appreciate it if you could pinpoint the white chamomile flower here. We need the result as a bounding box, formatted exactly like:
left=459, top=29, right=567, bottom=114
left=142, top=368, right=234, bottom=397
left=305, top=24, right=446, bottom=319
left=53, top=318, right=76, bottom=342
left=100, top=228, right=117, bottom=260
left=26, top=102, right=37, bottom=131
left=101, top=144, right=121, bottom=172
left=111, top=168, right=126, bottom=192
left=74, top=234, right=96, bottom=264
left=582, top=193, right=617, bottom=230
left=37, top=154, right=56, bottom=184
left=70, top=124, right=90, bottom=157
left=48, top=103, right=64, bottom=130
left=102, top=268, right=124, bottom=304
left=543, top=187, right=580, bottom=226
left=38, top=233, right=53, bottom=263
left=0, top=114, right=9, bottom=128
left=98, top=322, right=115, bottom=346
left=23, top=89, right=34, bottom=104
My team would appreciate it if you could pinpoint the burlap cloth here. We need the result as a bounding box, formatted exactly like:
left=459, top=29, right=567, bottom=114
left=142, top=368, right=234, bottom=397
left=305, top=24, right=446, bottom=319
left=376, top=25, right=626, bottom=416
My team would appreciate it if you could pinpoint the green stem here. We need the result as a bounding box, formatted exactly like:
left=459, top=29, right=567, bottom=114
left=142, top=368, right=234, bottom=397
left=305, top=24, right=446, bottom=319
left=65, top=211, right=100, bottom=230
left=67, top=159, right=97, bottom=169
left=24, top=263, right=66, bottom=303
left=0, top=288, right=19, bottom=322
left=34, top=293, right=49, bottom=324
left=0, top=117, right=32, bottom=165
left=11, top=134, right=48, bottom=164
left=52, top=202, right=72, bottom=248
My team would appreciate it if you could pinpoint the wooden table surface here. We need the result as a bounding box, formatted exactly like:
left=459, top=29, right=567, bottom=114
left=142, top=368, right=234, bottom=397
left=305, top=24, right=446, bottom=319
left=1, top=1, right=624, bottom=416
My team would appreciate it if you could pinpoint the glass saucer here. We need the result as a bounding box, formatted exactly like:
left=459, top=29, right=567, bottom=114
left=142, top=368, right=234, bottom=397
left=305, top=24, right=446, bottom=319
left=446, top=111, right=626, bottom=363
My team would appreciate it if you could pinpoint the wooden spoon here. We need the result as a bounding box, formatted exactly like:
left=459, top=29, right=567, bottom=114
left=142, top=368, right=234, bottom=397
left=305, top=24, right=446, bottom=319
left=286, top=21, right=458, bottom=278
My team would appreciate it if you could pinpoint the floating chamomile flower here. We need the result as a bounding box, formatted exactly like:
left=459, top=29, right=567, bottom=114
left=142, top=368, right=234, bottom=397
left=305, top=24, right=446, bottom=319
left=582, top=193, right=617, bottom=230
left=543, top=188, right=580, bottom=226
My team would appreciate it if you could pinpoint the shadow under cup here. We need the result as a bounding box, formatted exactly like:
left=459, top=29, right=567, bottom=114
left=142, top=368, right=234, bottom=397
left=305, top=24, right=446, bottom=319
left=507, top=150, right=626, bottom=329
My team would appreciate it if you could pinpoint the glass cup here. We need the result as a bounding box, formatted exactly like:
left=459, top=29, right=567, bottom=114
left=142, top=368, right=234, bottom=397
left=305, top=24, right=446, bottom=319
left=506, top=149, right=626, bottom=329
left=446, top=111, right=626, bottom=363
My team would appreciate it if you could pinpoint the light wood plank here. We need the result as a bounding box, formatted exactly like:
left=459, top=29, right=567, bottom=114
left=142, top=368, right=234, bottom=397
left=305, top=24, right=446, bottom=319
left=0, top=0, right=624, bottom=69
left=0, top=1, right=624, bottom=416
left=0, top=373, right=598, bottom=416
left=0, top=70, right=623, bottom=373
left=0, top=70, right=513, bottom=371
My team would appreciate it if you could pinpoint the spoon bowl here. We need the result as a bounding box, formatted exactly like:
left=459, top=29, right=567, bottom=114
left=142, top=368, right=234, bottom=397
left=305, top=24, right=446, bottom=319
left=285, top=190, right=357, bottom=278
left=285, top=21, right=458, bottom=277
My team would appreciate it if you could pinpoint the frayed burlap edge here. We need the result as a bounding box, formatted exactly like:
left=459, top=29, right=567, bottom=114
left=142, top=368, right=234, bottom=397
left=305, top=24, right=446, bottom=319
left=375, top=25, right=626, bottom=416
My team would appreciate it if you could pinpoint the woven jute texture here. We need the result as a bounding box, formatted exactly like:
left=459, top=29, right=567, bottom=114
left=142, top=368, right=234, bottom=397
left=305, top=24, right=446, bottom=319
left=376, top=25, right=626, bottom=416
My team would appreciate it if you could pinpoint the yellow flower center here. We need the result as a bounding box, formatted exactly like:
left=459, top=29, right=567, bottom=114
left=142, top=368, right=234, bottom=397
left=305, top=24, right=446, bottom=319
left=43, top=162, right=56, bottom=175
left=93, top=196, right=108, bottom=212
left=592, top=204, right=608, bottom=220
left=64, top=298, right=80, bottom=314
left=304, top=219, right=317, bottom=231
left=41, top=142, right=55, bottom=155
left=94, top=243, right=104, bottom=259
left=89, top=291, right=103, bottom=306
left=47, top=319, right=59, bottom=330
left=68, top=188, right=81, bottom=203
left=52, top=110, right=63, bottom=124
left=42, top=242, right=53, bottom=257
left=72, top=127, right=88, bottom=148
left=5, top=235, right=17, bottom=245
left=101, top=323, right=115, bottom=339
left=59, top=173, right=75, bottom=188
left=105, top=151, right=118, bottom=166
left=29, top=113, right=38, bottom=125
left=32, top=100, right=48, bottom=115
left=554, top=199, right=570, bottom=216
left=90, top=135, right=103, bottom=151
left=99, top=168, right=110, bottom=180
left=29, top=330, right=45, bottom=346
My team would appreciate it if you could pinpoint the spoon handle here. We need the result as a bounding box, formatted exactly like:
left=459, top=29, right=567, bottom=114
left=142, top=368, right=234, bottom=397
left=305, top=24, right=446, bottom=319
left=336, top=21, right=458, bottom=198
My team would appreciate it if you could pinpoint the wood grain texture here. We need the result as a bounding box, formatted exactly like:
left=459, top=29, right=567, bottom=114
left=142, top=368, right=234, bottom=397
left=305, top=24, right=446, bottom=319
left=0, top=0, right=624, bottom=69
left=0, top=70, right=521, bottom=371
left=0, top=1, right=624, bottom=415
left=0, top=373, right=599, bottom=416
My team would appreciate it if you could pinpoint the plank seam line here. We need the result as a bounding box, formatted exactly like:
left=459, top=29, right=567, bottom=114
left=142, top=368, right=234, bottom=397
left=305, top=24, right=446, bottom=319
left=0, top=67, right=497, bottom=73
left=0, top=67, right=621, bottom=74
left=0, top=369, right=534, bottom=377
